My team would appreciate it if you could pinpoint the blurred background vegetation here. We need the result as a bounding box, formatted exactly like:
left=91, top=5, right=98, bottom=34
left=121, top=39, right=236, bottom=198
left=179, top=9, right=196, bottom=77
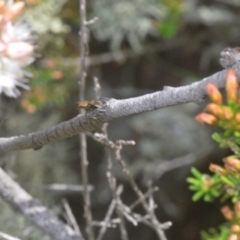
left=1, top=0, right=240, bottom=239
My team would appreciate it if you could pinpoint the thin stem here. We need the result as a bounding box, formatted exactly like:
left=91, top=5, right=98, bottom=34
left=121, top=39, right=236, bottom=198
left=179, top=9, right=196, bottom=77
left=96, top=199, right=116, bottom=240
left=62, top=198, right=82, bottom=236
left=105, top=147, right=129, bottom=240
left=79, top=1, right=94, bottom=240
left=115, top=144, right=168, bottom=240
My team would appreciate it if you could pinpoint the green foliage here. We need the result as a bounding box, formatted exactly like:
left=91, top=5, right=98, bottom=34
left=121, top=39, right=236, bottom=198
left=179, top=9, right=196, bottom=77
left=188, top=72, right=240, bottom=239
left=187, top=168, right=221, bottom=202
left=201, top=225, right=231, bottom=240
left=23, top=0, right=68, bottom=35
left=156, top=0, right=183, bottom=38
left=91, top=0, right=183, bottom=51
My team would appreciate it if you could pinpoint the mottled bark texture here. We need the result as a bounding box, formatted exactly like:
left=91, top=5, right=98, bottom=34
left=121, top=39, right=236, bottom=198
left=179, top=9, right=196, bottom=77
left=0, top=64, right=239, bottom=152
left=0, top=167, right=84, bottom=240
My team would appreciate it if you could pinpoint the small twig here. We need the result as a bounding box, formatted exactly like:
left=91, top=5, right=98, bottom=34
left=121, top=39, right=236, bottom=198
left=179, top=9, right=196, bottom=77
left=0, top=232, right=22, bottom=240
left=129, top=186, right=159, bottom=209
left=96, top=199, right=116, bottom=240
left=85, top=17, right=98, bottom=25
left=23, top=183, right=93, bottom=192
left=62, top=198, right=82, bottom=236
left=147, top=181, right=156, bottom=212
left=88, top=132, right=172, bottom=238
left=93, top=64, right=129, bottom=240
left=106, top=172, right=129, bottom=240
left=115, top=142, right=170, bottom=240
left=92, top=221, right=117, bottom=228
left=93, top=77, right=101, bottom=99
left=116, top=200, right=138, bottom=226
left=99, top=121, right=128, bottom=240
left=78, top=1, right=94, bottom=240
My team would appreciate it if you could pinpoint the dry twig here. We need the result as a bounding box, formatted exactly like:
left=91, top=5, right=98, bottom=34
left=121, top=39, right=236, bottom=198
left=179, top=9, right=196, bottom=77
left=78, top=1, right=94, bottom=239
left=62, top=198, right=82, bottom=236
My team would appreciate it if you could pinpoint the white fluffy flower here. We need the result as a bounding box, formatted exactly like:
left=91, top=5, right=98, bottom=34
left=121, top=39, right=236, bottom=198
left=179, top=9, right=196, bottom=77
left=0, top=21, right=35, bottom=98
left=0, top=58, right=30, bottom=98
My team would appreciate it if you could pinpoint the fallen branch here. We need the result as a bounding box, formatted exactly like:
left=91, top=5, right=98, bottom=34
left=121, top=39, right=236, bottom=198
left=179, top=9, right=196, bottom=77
left=0, top=167, right=84, bottom=240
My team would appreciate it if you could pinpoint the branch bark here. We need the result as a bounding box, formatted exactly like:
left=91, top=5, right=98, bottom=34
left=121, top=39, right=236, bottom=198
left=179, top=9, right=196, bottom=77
left=0, top=167, right=84, bottom=240
left=0, top=65, right=238, bottom=152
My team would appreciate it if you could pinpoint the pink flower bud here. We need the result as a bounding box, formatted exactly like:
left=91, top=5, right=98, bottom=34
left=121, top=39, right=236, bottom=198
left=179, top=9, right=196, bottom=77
left=2, top=2, right=25, bottom=22
left=1, top=23, right=15, bottom=43
left=206, top=83, right=223, bottom=104
left=6, top=42, right=33, bottom=59
left=209, top=163, right=226, bottom=174
left=206, top=103, right=223, bottom=117
left=224, top=156, right=240, bottom=171
left=226, top=70, right=238, bottom=102
left=222, top=106, right=234, bottom=120
left=195, top=113, right=217, bottom=125
left=0, top=1, right=6, bottom=14
left=221, top=206, right=233, bottom=220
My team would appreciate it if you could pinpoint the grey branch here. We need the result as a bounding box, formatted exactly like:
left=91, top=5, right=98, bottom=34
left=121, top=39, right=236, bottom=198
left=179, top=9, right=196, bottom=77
left=0, top=64, right=238, bottom=152
left=0, top=167, right=84, bottom=240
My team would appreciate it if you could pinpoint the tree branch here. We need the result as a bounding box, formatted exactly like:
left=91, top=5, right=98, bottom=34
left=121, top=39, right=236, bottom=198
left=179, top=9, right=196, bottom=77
left=0, top=167, right=84, bottom=240
left=0, top=65, right=237, bottom=152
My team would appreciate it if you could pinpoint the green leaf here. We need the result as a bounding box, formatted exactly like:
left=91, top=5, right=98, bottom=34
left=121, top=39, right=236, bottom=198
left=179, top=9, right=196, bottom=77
left=189, top=185, right=200, bottom=191
left=203, top=194, right=214, bottom=202
left=212, top=133, right=223, bottom=143
left=210, top=188, right=220, bottom=197
left=187, top=177, right=200, bottom=185
left=220, top=176, right=235, bottom=187
left=234, top=131, right=240, bottom=137
left=192, top=191, right=204, bottom=201
left=190, top=167, right=202, bottom=179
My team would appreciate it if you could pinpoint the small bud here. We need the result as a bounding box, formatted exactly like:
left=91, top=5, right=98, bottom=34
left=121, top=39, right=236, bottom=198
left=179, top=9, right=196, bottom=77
left=221, top=206, right=233, bottom=220
left=232, top=225, right=240, bottom=233
left=0, top=1, right=6, bottom=14
left=206, top=103, right=223, bottom=117
left=195, top=113, right=217, bottom=125
left=224, top=156, right=240, bottom=171
left=206, top=83, right=223, bottom=104
left=2, top=2, right=25, bottom=22
left=222, top=106, right=234, bottom=120
left=226, top=70, right=238, bottom=102
left=235, top=201, right=240, bottom=218
left=203, top=178, right=212, bottom=188
left=236, top=113, right=240, bottom=123
left=209, top=163, right=226, bottom=174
